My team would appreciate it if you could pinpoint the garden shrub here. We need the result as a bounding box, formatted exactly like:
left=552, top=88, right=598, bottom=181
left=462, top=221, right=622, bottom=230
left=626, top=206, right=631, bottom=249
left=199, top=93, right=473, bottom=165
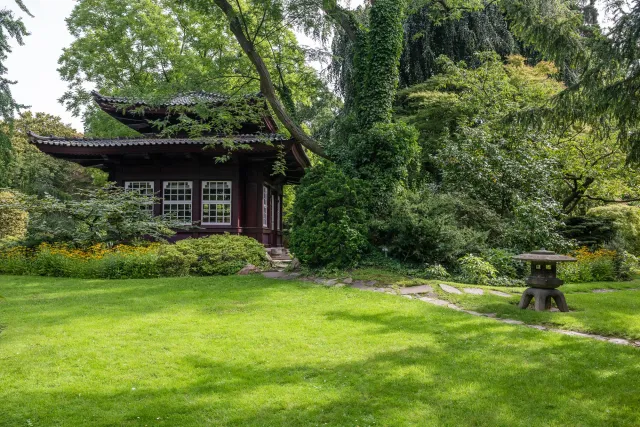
left=372, top=189, right=488, bottom=266
left=423, top=264, right=451, bottom=280
left=290, top=163, right=370, bottom=269
left=562, top=216, right=615, bottom=248
left=18, top=184, right=178, bottom=247
left=588, top=205, right=640, bottom=255
left=457, top=254, right=497, bottom=285
left=612, top=250, right=639, bottom=281
left=481, top=248, right=526, bottom=279
left=158, top=234, right=270, bottom=276
left=0, top=191, right=28, bottom=242
left=558, top=247, right=617, bottom=283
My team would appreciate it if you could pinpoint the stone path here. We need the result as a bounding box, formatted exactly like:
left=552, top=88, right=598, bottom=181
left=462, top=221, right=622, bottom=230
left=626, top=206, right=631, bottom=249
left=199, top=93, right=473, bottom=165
left=258, top=272, right=640, bottom=348
left=400, top=285, right=433, bottom=295
left=439, top=284, right=462, bottom=295
left=489, top=290, right=512, bottom=297
left=411, top=289, right=640, bottom=348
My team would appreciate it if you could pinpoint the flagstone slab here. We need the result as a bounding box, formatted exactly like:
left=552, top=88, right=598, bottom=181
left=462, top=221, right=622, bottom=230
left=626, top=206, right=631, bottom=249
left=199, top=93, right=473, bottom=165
left=419, top=297, right=450, bottom=307
left=489, top=290, right=512, bottom=297
left=439, top=284, right=462, bottom=294
left=400, top=285, right=434, bottom=295
left=351, top=281, right=372, bottom=290
left=463, top=288, right=484, bottom=295
left=262, top=272, right=289, bottom=279
left=499, top=319, right=525, bottom=325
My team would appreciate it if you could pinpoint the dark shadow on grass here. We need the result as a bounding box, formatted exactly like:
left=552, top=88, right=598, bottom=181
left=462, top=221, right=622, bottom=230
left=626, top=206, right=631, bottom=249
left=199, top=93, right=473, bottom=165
left=2, top=328, right=639, bottom=426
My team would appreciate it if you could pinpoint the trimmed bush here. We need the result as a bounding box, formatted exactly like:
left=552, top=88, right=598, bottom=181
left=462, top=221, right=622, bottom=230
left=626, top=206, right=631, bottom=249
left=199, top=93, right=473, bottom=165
left=0, top=191, right=28, bottom=242
left=290, top=163, right=370, bottom=269
left=158, top=234, right=270, bottom=276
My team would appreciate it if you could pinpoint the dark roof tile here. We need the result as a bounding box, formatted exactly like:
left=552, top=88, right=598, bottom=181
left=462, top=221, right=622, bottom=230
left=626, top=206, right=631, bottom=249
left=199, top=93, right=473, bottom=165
left=91, top=90, right=262, bottom=107
left=27, top=131, right=288, bottom=147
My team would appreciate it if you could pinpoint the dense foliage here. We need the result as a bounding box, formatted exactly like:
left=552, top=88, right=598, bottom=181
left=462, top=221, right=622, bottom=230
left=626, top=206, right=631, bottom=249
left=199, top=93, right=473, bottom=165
left=5, top=112, right=105, bottom=197
left=289, top=163, right=369, bottom=269
left=10, top=185, right=179, bottom=247
left=1, top=0, right=632, bottom=281
left=59, top=0, right=330, bottom=138
left=588, top=205, right=640, bottom=255
left=0, top=191, right=27, bottom=242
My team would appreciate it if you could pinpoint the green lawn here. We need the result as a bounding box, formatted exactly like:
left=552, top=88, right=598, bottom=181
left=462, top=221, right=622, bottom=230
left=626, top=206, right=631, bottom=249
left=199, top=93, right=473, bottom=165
left=431, top=279, right=640, bottom=340
left=1, top=275, right=640, bottom=426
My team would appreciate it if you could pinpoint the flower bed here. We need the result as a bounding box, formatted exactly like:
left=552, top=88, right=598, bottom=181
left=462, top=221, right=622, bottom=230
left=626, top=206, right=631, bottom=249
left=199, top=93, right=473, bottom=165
left=0, top=235, right=270, bottom=279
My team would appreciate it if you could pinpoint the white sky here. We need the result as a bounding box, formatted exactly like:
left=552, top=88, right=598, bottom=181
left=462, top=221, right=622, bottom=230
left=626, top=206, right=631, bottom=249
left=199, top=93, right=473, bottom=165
left=2, top=0, right=605, bottom=133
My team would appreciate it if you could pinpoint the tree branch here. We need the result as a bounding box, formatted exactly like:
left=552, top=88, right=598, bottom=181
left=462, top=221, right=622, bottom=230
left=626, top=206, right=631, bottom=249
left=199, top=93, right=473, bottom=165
left=212, top=0, right=328, bottom=159
left=584, top=195, right=640, bottom=203
left=321, top=0, right=358, bottom=42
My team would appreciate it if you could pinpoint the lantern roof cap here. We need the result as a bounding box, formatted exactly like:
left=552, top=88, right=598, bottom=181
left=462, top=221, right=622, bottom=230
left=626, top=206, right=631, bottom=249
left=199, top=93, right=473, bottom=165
left=513, top=249, right=576, bottom=263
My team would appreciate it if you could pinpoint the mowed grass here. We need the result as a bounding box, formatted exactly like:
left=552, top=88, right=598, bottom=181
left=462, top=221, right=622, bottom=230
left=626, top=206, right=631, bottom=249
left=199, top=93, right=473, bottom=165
left=432, top=279, right=640, bottom=340
left=1, top=275, right=640, bottom=426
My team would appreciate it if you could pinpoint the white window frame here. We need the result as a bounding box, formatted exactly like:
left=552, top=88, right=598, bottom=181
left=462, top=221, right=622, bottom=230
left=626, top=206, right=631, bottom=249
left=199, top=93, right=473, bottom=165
left=271, top=194, right=275, bottom=230
left=201, top=181, right=232, bottom=225
left=263, top=186, right=269, bottom=228
left=124, top=181, right=155, bottom=215
left=162, top=181, right=193, bottom=224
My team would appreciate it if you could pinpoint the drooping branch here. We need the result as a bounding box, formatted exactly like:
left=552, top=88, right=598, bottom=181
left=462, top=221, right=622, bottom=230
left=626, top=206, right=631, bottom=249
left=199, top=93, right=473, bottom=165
left=212, top=0, right=328, bottom=159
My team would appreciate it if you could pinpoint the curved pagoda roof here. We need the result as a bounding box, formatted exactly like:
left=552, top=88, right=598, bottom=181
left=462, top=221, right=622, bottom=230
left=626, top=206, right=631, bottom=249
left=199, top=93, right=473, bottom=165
left=91, top=90, right=279, bottom=135
left=91, top=90, right=260, bottom=108
left=28, top=131, right=310, bottom=184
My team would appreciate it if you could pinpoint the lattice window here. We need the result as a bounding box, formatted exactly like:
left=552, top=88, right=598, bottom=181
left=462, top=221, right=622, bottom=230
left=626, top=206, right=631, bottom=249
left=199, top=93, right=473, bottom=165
left=202, top=181, right=232, bottom=225
left=263, top=186, right=269, bottom=228
left=163, top=181, right=192, bottom=223
left=124, top=181, right=155, bottom=215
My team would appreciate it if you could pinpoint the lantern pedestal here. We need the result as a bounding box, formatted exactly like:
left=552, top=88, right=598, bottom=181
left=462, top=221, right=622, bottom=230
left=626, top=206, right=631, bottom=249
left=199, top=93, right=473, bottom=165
left=518, top=288, right=569, bottom=312
left=513, top=249, right=576, bottom=312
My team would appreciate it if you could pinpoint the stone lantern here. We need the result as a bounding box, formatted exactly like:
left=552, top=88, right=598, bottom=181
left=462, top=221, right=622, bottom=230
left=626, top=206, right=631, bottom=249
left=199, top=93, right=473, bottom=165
left=513, top=249, right=576, bottom=312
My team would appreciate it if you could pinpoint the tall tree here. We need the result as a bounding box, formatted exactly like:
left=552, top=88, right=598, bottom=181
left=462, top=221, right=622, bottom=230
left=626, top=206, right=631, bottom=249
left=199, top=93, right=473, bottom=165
left=0, top=0, right=31, bottom=186
left=59, top=0, right=327, bottom=142
left=552, top=0, right=640, bottom=162
left=7, top=112, right=104, bottom=198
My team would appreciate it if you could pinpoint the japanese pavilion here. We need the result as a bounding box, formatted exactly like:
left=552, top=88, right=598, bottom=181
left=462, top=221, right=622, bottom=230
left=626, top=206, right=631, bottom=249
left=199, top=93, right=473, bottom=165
left=28, top=91, right=310, bottom=247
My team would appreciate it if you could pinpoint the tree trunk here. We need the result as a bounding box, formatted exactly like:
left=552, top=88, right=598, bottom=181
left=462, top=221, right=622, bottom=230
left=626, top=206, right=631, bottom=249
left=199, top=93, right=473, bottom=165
left=213, top=0, right=328, bottom=159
